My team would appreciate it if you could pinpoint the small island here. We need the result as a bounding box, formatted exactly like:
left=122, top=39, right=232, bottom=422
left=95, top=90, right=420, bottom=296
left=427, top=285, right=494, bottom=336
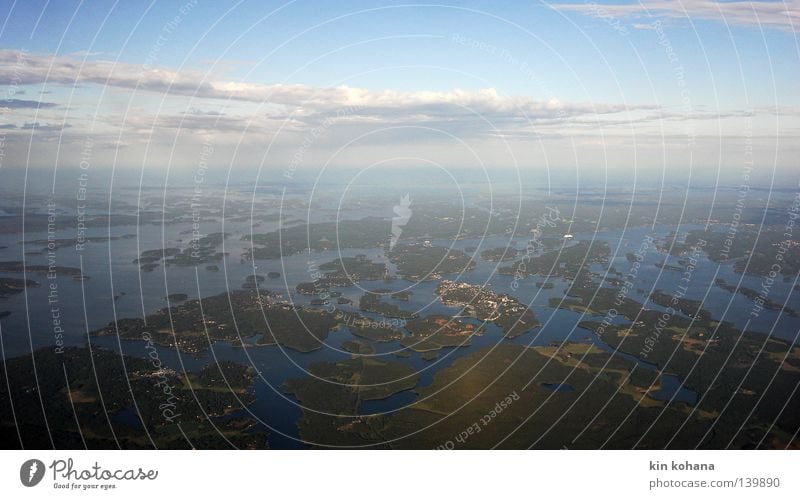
left=359, top=292, right=418, bottom=319
left=389, top=243, right=475, bottom=281
left=0, top=277, right=39, bottom=299
left=401, top=315, right=476, bottom=352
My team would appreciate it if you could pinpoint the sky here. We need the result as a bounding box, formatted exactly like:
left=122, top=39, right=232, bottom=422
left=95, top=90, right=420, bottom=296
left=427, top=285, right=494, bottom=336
left=0, top=0, right=798, bottom=185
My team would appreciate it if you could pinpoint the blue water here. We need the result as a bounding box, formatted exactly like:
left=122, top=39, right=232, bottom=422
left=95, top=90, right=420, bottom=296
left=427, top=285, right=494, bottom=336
left=1, top=209, right=795, bottom=448
left=113, top=406, right=144, bottom=430
left=650, top=374, right=698, bottom=405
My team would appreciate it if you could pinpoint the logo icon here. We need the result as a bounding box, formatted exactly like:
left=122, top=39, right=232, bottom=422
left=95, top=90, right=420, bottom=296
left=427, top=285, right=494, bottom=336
left=390, top=194, right=412, bottom=250
left=20, top=459, right=45, bottom=487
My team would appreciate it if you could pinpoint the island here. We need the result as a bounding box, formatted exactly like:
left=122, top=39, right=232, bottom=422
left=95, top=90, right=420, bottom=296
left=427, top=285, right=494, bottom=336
left=436, top=280, right=538, bottom=338
left=91, top=290, right=341, bottom=353
left=0, top=277, right=39, bottom=299
left=389, top=243, right=475, bottom=281
left=359, top=291, right=418, bottom=319
left=283, top=357, right=420, bottom=446
left=400, top=315, right=476, bottom=352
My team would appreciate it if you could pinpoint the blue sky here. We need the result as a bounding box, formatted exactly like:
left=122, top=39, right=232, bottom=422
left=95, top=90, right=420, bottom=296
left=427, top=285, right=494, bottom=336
left=1, top=0, right=798, bottom=179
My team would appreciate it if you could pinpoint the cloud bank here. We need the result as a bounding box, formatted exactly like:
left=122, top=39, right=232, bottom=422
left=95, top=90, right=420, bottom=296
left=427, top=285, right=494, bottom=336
left=0, top=48, right=793, bottom=174
left=0, top=49, right=648, bottom=128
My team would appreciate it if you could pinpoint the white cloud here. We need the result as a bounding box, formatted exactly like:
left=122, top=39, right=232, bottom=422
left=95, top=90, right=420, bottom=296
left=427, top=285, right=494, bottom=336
left=550, top=0, right=800, bottom=32
left=0, top=49, right=794, bottom=172
left=0, top=49, right=649, bottom=132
